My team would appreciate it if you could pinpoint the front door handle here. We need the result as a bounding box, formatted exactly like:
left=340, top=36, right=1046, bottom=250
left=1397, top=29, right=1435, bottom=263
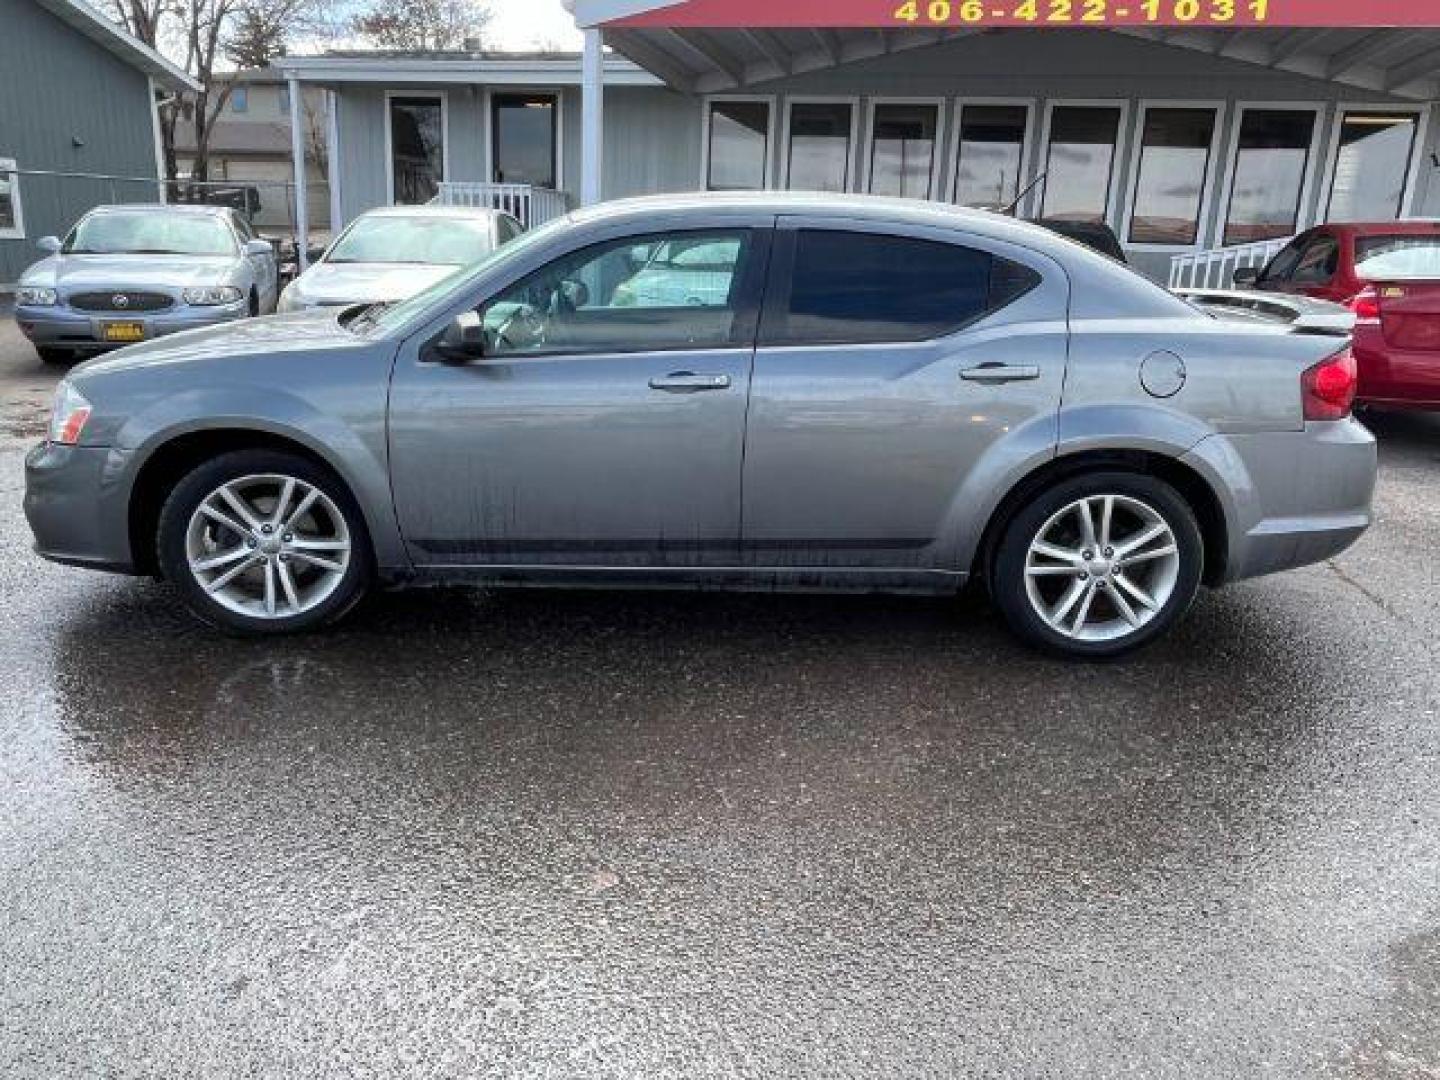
left=649, top=371, right=732, bottom=393
left=960, top=363, right=1041, bottom=385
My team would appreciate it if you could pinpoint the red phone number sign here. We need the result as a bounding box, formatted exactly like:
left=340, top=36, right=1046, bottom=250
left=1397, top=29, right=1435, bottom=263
left=607, top=0, right=1440, bottom=26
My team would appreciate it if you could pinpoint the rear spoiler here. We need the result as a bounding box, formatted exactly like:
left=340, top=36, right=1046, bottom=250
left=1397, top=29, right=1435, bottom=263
left=1175, top=288, right=1355, bottom=337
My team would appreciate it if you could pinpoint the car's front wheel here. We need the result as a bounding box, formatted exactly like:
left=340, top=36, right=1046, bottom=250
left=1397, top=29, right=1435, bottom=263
left=36, top=346, right=73, bottom=366
left=156, top=449, right=372, bottom=635
left=991, top=472, right=1203, bottom=659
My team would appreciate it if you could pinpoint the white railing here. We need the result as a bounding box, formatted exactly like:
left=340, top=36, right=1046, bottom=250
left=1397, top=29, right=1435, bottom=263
left=433, top=182, right=569, bottom=228
left=1168, top=236, right=1293, bottom=290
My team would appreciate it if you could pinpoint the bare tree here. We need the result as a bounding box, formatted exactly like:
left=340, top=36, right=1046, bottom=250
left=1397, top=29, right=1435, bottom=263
left=106, top=0, right=332, bottom=182
left=350, top=0, right=491, bottom=52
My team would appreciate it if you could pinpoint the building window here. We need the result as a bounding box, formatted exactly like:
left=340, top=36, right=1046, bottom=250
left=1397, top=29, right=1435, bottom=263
left=389, top=96, right=444, bottom=205
left=1040, top=105, right=1124, bottom=225
left=279, top=83, right=290, bottom=114
left=1223, top=109, right=1317, bottom=246
left=953, top=104, right=1030, bottom=211
left=230, top=86, right=248, bottom=114
left=786, top=102, right=854, bottom=193
left=0, top=158, right=22, bottom=239
left=867, top=102, right=940, bottom=199
left=706, top=100, right=771, bottom=191
left=1327, top=111, right=1420, bottom=222
left=1127, top=107, right=1218, bottom=246
left=492, top=93, right=557, bottom=189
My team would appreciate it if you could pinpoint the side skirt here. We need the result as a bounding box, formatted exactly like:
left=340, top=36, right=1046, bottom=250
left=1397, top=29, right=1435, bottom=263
left=392, top=564, right=968, bottom=597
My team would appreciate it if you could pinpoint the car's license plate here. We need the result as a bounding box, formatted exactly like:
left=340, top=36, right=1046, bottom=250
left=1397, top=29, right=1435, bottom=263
left=101, top=321, right=145, bottom=343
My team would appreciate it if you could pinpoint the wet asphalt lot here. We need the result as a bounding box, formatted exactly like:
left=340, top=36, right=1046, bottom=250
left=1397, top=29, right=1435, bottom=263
left=2, top=312, right=1440, bottom=1079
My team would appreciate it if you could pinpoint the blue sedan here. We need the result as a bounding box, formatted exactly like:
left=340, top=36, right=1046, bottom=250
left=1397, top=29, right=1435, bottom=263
left=14, top=204, right=279, bottom=364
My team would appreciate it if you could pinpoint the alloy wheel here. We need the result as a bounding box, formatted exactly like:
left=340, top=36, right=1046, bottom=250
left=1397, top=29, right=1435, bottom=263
left=184, top=473, right=352, bottom=620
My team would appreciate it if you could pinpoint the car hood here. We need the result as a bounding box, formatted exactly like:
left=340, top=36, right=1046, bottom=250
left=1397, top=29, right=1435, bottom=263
left=292, top=262, right=460, bottom=305
left=74, top=309, right=362, bottom=379
left=22, top=253, right=241, bottom=290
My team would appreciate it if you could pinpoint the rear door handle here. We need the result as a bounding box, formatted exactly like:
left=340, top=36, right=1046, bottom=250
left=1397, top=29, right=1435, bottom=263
left=649, top=371, right=732, bottom=393
left=960, top=363, right=1041, bottom=385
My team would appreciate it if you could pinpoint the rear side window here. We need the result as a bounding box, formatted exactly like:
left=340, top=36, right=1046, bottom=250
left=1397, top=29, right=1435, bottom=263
left=763, top=230, right=1040, bottom=345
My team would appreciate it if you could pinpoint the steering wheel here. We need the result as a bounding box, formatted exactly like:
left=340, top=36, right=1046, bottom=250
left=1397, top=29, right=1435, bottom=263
left=492, top=303, right=546, bottom=350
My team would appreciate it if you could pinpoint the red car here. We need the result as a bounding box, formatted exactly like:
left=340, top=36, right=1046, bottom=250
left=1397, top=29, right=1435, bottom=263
left=1236, top=221, right=1440, bottom=410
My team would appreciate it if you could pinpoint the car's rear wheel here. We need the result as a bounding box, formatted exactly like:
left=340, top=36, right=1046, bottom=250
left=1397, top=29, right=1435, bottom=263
left=156, top=449, right=372, bottom=635
left=991, top=472, right=1203, bottom=659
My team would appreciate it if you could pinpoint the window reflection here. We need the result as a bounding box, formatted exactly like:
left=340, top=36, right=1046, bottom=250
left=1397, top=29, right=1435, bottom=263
left=707, top=100, right=770, bottom=191
left=1224, top=109, right=1316, bottom=245
left=1328, top=112, right=1419, bottom=222
left=1040, top=106, right=1122, bottom=224
left=954, top=104, right=1029, bottom=210
left=389, top=96, right=443, bottom=205
left=1128, top=107, right=1216, bottom=245
left=787, top=102, right=854, bottom=193
left=492, top=94, right=557, bottom=189
left=868, top=103, right=939, bottom=199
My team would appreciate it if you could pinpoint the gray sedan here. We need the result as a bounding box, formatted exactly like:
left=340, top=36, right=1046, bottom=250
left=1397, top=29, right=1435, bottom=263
left=15, top=204, right=279, bottom=364
left=23, top=194, right=1377, bottom=658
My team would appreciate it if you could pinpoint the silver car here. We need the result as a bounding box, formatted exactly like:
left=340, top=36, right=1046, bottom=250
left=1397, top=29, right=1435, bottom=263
left=277, top=206, right=523, bottom=313
left=15, top=204, right=279, bottom=364
left=23, top=194, right=1377, bottom=658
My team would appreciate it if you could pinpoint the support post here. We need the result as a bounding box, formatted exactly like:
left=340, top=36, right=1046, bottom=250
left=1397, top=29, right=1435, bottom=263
left=288, top=75, right=309, bottom=270
left=581, top=27, right=605, bottom=206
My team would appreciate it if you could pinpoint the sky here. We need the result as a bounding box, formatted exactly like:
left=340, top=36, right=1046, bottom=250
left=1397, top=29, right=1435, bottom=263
left=485, top=0, right=584, bottom=50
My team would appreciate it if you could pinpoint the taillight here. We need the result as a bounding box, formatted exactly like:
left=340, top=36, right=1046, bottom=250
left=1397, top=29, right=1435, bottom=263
left=1302, top=347, right=1357, bottom=421
left=1348, top=287, right=1381, bottom=322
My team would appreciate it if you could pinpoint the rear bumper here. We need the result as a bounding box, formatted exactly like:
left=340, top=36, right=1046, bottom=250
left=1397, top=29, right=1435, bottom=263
left=23, top=441, right=137, bottom=573
left=1183, top=419, right=1377, bottom=584
left=15, top=302, right=248, bottom=353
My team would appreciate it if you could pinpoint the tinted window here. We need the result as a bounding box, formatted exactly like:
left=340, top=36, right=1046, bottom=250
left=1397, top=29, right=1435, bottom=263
left=1291, top=236, right=1339, bottom=284
left=765, top=230, right=1039, bottom=345
left=482, top=229, right=756, bottom=357
left=1261, top=236, right=1306, bottom=282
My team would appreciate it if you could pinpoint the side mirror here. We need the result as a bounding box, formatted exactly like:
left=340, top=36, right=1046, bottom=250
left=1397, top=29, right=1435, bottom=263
left=244, top=238, right=274, bottom=257
left=37, top=236, right=61, bottom=254
left=1232, top=266, right=1261, bottom=288
left=435, top=311, right=486, bottom=362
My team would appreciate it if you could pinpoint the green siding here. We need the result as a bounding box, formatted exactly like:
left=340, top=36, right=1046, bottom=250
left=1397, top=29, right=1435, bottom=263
left=0, top=0, right=160, bottom=284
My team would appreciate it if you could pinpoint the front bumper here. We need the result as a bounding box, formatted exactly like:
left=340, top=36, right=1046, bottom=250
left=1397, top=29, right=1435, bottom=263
left=15, top=301, right=248, bottom=353
left=24, top=442, right=137, bottom=573
left=1184, top=419, right=1377, bottom=584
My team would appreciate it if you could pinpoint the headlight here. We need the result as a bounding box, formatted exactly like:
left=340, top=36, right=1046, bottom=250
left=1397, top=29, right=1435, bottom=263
left=183, top=285, right=244, bottom=306
left=18, top=286, right=57, bottom=306
left=48, top=381, right=93, bottom=446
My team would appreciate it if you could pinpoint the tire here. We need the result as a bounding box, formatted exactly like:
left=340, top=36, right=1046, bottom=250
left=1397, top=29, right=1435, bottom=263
left=156, top=449, right=372, bottom=635
left=37, top=346, right=74, bottom=365
left=990, top=471, right=1204, bottom=660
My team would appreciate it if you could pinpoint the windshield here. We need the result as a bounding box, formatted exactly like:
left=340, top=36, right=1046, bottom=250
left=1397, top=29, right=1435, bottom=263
left=327, top=215, right=498, bottom=266
left=65, top=211, right=236, bottom=256
left=1354, top=234, right=1440, bottom=280
left=359, top=215, right=572, bottom=337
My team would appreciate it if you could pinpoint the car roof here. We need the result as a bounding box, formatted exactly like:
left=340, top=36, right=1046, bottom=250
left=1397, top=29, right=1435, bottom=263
left=85, top=203, right=233, bottom=217
left=354, top=205, right=512, bottom=221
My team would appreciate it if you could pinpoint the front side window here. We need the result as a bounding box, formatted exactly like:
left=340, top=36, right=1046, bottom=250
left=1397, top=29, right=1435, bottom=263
left=492, top=93, right=557, bottom=189
left=480, top=229, right=755, bottom=358
left=390, top=96, right=444, bottom=205
left=1128, top=107, right=1217, bottom=246
left=64, top=211, right=236, bottom=256
left=328, top=215, right=497, bottom=266
left=868, top=103, right=940, bottom=199
left=0, top=158, right=23, bottom=238
left=787, top=102, right=854, bottom=193
left=764, top=230, right=1040, bottom=346
left=707, top=100, right=771, bottom=191
left=1224, top=109, right=1317, bottom=246
left=1327, top=111, right=1420, bottom=222
left=1291, top=235, right=1339, bottom=284
left=1041, top=106, right=1123, bottom=225
left=954, top=104, right=1029, bottom=211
